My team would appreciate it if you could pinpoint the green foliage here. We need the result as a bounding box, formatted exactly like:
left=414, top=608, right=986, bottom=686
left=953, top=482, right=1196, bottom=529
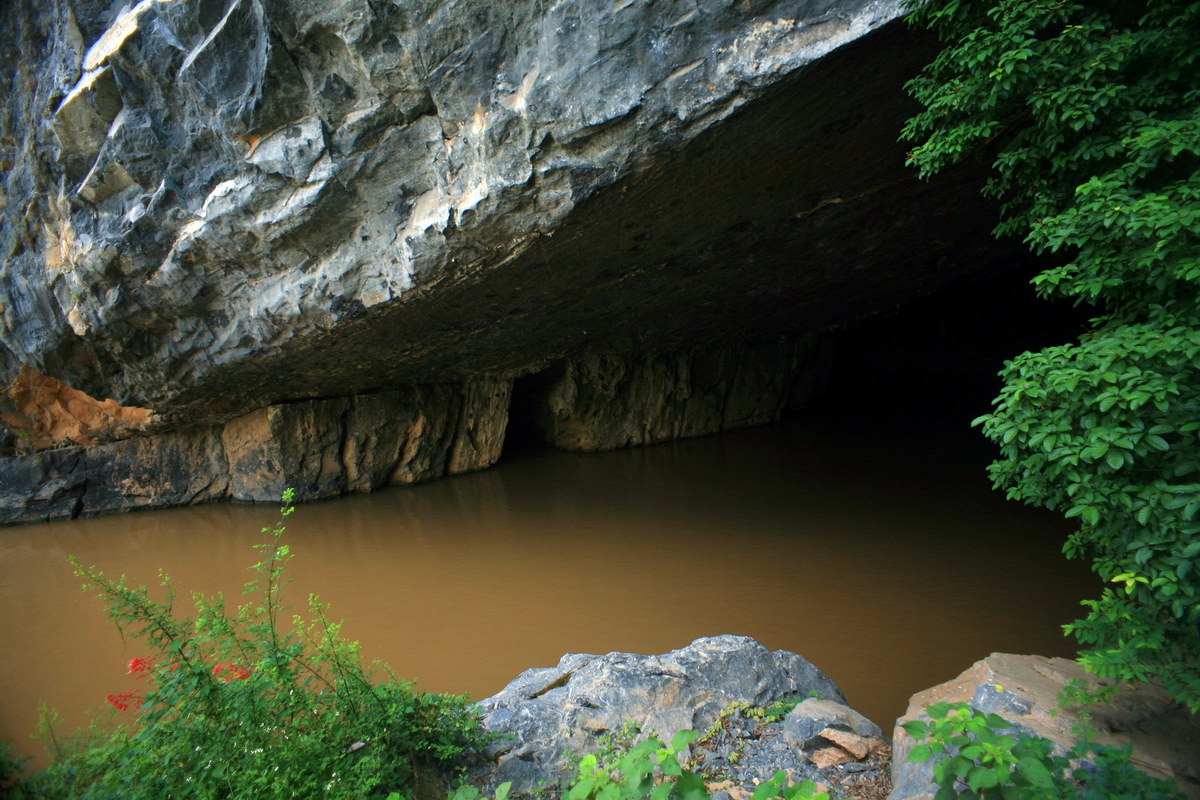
left=560, top=726, right=827, bottom=800
left=14, top=489, right=488, bottom=799
left=902, top=702, right=1183, bottom=800
left=451, top=781, right=513, bottom=800
left=902, top=0, right=1200, bottom=709
left=1, top=739, right=31, bottom=799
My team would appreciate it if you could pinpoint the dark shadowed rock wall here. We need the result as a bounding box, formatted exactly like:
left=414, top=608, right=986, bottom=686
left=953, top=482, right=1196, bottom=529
left=538, top=335, right=829, bottom=452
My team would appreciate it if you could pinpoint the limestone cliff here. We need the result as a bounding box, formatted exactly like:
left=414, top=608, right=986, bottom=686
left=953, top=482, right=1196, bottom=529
left=0, top=0, right=1022, bottom=521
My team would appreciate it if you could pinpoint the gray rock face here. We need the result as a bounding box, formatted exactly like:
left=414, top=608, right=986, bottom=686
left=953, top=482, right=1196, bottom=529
left=469, top=635, right=847, bottom=794
left=0, top=0, right=1015, bottom=431
left=783, top=697, right=883, bottom=751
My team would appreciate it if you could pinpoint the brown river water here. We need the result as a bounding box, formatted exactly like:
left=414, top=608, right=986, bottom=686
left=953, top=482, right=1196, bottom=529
left=0, top=389, right=1097, bottom=768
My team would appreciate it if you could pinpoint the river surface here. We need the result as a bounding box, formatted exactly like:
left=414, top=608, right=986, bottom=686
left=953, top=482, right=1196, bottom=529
left=0, top=397, right=1097, bottom=767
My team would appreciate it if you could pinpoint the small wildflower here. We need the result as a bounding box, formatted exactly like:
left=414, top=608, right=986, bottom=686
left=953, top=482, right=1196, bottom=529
left=106, top=691, right=136, bottom=711
left=212, top=662, right=252, bottom=683
left=127, top=657, right=157, bottom=678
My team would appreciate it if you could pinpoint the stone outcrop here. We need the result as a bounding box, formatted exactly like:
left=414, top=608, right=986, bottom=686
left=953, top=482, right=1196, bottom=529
left=468, top=635, right=892, bottom=795
left=0, top=0, right=1042, bottom=517
left=0, top=377, right=510, bottom=524
left=535, top=335, right=829, bottom=452
left=889, top=653, right=1200, bottom=800
left=0, top=332, right=834, bottom=522
left=1, top=0, right=1023, bottom=434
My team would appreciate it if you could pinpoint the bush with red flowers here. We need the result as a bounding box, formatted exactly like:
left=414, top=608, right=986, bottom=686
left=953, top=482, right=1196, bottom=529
left=13, top=490, right=487, bottom=800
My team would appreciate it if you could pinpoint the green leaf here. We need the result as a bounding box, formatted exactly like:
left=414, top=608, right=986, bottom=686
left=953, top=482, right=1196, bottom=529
left=968, top=766, right=1000, bottom=792
left=674, top=771, right=708, bottom=800
left=671, top=729, right=699, bottom=751
left=908, top=743, right=934, bottom=763
left=1015, top=756, right=1055, bottom=788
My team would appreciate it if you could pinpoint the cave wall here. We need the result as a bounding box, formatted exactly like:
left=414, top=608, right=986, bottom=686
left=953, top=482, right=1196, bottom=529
left=538, top=335, right=830, bottom=452
left=0, top=377, right=513, bottom=524
left=0, top=0, right=914, bottom=426
left=0, top=0, right=1039, bottom=522
left=0, top=336, right=830, bottom=523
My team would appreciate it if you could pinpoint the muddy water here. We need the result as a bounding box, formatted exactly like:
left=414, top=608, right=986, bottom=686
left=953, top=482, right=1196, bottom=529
left=0, top=403, right=1097, bottom=767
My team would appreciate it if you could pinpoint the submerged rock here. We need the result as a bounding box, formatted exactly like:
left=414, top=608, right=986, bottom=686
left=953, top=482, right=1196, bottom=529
left=468, top=635, right=890, bottom=796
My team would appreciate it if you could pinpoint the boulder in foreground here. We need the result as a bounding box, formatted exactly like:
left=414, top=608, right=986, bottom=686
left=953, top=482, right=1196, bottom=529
left=889, top=653, right=1200, bottom=800
left=469, top=635, right=890, bottom=797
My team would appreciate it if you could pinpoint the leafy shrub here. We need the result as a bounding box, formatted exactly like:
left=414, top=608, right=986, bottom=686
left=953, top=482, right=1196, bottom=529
left=562, top=725, right=827, bottom=800
left=902, top=0, right=1200, bottom=710
left=15, top=489, right=488, bottom=799
left=1, top=740, right=29, bottom=798
left=903, top=702, right=1183, bottom=800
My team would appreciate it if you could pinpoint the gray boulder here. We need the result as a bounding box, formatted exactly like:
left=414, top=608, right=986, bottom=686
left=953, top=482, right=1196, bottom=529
left=469, top=635, right=847, bottom=794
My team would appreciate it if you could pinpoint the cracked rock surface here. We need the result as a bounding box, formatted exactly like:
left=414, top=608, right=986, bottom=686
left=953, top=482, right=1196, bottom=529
left=468, top=635, right=870, bottom=795
left=1, top=0, right=1015, bottom=431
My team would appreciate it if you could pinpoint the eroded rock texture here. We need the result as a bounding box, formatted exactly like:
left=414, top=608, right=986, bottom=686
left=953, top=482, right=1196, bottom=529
left=537, top=335, right=828, bottom=452
left=1, top=0, right=1031, bottom=519
left=469, top=635, right=854, bottom=795
left=0, top=378, right=511, bottom=524
left=1, top=364, right=154, bottom=449
left=1, top=0, right=1010, bottom=426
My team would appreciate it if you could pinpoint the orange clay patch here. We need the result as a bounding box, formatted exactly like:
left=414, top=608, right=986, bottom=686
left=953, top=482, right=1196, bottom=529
left=2, top=364, right=155, bottom=450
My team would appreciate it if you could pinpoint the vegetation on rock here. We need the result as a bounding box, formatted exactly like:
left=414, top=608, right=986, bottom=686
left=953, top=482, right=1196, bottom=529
left=550, top=725, right=829, bottom=800
left=903, top=702, right=1183, bottom=799
left=902, top=0, right=1200, bottom=711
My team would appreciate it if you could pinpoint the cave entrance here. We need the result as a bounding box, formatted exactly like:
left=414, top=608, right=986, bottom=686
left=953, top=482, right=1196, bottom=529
left=503, top=365, right=564, bottom=458
left=497, top=265, right=1093, bottom=465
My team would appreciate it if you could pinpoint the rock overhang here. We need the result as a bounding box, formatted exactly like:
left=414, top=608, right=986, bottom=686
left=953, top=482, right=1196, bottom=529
left=1, top=0, right=1028, bottom=431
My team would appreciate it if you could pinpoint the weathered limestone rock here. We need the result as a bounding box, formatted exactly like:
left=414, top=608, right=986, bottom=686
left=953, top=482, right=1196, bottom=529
left=539, top=336, right=828, bottom=452
left=448, top=378, right=514, bottom=474
left=889, top=654, right=1200, bottom=800
left=0, top=377, right=511, bottom=524
left=0, top=426, right=228, bottom=525
left=1, top=0, right=1021, bottom=433
left=221, top=378, right=512, bottom=502
left=469, top=635, right=848, bottom=794
left=783, top=697, right=888, bottom=769
left=222, top=398, right=352, bottom=502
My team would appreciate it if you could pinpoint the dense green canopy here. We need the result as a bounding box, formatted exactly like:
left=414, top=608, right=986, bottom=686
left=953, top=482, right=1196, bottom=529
left=902, top=0, right=1200, bottom=711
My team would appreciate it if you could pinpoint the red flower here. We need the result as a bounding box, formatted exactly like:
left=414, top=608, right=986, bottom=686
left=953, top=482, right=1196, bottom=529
left=106, top=691, right=136, bottom=711
left=212, top=662, right=252, bottom=683
left=127, top=657, right=156, bottom=679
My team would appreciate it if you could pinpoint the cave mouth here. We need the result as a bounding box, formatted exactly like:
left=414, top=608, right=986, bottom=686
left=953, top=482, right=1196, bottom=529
left=499, top=265, right=1095, bottom=463
left=812, top=266, right=1095, bottom=423
left=504, top=365, right=565, bottom=458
